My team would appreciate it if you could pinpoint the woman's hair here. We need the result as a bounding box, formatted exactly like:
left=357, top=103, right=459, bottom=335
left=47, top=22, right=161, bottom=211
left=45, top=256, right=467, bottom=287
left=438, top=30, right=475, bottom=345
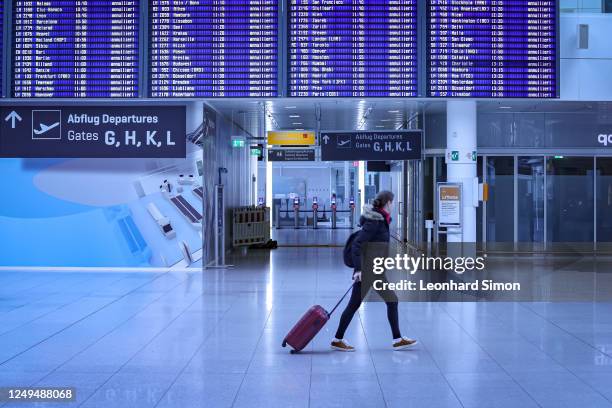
left=372, top=190, right=394, bottom=209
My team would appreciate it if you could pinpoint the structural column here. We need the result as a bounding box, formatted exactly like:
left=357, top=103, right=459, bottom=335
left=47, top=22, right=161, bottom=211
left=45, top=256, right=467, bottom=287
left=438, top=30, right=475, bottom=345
left=446, top=100, right=477, bottom=242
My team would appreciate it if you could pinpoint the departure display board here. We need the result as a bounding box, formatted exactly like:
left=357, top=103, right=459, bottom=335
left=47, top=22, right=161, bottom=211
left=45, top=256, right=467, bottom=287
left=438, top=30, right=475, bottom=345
left=12, top=1, right=140, bottom=98
left=0, top=2, right=3, bottom=97
left=427, top=0, right=557, bottom=98
left=288, top=0, right=418, bottom=97
left=149, top=0, right=278, bottom=97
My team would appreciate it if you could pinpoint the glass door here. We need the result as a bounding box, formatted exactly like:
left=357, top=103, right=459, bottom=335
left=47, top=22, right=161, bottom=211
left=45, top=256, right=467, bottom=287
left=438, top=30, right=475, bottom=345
left=546, top=157, right=594, bottom=242
left=597, top=158, right=612, bottom=243
left=485, top=157, right=515, bottom=242
left=517, top=157, right=545, bottom=242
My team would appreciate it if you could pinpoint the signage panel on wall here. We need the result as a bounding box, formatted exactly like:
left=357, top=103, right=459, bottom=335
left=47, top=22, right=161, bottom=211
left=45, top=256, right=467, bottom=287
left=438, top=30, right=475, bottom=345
left=437, top=183, right=462, bottom=228
left=0, top=106, right=186, bottom=158
left=320, top=131, right=422, bottom=161
left=267, top=131, right=316, bottom=146
left=268, top=149, right=315, bottom=162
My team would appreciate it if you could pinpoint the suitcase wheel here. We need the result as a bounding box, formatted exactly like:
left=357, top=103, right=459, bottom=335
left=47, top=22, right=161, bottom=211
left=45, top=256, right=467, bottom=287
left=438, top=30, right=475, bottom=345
left=281, top=339, right=287, bottom=348
left=290, top=349, right=298, bottom=354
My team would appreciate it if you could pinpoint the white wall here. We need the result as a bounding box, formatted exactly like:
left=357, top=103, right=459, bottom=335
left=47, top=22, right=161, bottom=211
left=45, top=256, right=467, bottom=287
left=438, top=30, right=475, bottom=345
left=561, top=14, right=612, bottom=100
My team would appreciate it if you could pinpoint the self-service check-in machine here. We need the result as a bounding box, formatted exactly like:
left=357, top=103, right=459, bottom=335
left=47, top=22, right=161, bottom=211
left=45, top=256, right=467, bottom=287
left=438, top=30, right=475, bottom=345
left=293, top=197, right=300, bottom=229
left=330, top=194, right=337, bottom=229
left=349, top=196, right=356, bottom=229
left=312, top=196, right=319, bottom=229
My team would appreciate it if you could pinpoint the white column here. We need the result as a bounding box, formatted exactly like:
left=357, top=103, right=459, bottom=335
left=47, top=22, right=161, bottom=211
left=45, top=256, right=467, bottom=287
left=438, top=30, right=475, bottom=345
left=446, top=100, right=477, bottom=242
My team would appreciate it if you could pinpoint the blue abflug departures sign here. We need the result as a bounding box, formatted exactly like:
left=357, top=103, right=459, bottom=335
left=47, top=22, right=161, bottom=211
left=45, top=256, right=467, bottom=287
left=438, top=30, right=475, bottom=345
left=320, top=131, right=422, bottom=161
left=0, top=106, right=186, bottom=158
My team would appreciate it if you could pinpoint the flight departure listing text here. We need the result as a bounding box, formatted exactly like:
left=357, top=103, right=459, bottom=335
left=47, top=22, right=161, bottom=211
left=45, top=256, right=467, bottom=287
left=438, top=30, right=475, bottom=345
left=288, top=0, right=419, bottom=97
left=149, top=0, right=278, bottom=97
left=12, top=1, right=140, bottom=98
left=427, top=0, right=557, bottom=97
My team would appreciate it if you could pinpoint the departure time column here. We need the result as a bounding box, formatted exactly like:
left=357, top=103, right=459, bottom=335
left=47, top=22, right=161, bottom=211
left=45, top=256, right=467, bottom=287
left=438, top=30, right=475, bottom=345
left=289, top=0, right=311, bottom=96
left=149, top=0, right=173, bottom=97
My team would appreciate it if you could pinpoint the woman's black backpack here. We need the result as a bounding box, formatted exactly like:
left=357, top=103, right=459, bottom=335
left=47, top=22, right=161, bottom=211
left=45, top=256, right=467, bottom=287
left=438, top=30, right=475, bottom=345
left=343, top=230, right=360, bottom=268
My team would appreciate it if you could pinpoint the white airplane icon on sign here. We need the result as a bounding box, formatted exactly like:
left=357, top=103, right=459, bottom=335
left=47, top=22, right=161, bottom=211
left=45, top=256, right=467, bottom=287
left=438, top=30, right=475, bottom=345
left=33, top=122, right=60, bottom=135
left=32, top=110, right=62, bottom=140
left=337, top=134, right=352, bottom=148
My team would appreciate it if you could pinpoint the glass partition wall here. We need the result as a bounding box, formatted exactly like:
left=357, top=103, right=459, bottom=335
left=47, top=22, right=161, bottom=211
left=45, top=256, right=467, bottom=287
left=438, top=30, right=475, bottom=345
left=425, top=155, right=611, bottom=244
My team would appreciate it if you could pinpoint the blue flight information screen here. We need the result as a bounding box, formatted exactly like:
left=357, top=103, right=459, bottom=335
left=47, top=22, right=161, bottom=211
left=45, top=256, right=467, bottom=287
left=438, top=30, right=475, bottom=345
left=427, top=0, right=557, bottom=98
left=288, top=0, right=418, bottom=97
left=149, top=0, right=278, bottom=97
left=12, top=1, right=140, bottom=98
left=0, top=2, right=3, bottom=97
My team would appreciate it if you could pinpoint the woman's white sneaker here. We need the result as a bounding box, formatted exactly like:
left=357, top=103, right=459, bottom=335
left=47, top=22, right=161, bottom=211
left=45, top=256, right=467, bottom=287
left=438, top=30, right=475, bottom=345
left=392, top=337, right=417, bottom=350
left=331, top=338, right=355, bottom=352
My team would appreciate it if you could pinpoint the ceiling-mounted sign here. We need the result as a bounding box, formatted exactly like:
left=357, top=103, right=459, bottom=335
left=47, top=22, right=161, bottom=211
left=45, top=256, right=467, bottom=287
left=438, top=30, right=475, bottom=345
left=231, top=136, right=246, bottom=148
left=320, top=131, right=421, bottom=161
left=267, top=130, right=316, bottom=146
left=268, top=149, right=315, bottom=162
left=0, top=106, right=186, bottom=158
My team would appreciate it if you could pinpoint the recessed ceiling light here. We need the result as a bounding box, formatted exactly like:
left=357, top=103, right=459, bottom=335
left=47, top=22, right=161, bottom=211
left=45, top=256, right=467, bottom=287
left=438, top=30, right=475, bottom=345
left=388, top=110, right=400, bottom=113
left=499, top=106, right=512, bottom=109
left=285, top=106, right=297, bottom=109
left=289, top=115, right=300, bottom=118
left=292, top=122, right=303, bottom=125
left=295, top=128, right=304, bottom=131
left=376, top=125, right=385, bottom=128
left=380, top=119, right=392, bottom=122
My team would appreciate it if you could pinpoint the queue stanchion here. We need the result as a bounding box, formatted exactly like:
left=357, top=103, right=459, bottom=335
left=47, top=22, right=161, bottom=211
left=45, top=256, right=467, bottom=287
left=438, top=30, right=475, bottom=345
left=312, top=196, right=319, bottom=229
left=293, top=197, right=300, bottom=229
left=275, top=205, right=280, bottom=229
left=331, top=194, right=337, bottom=229
left=349, top=197, right=356, bottom=229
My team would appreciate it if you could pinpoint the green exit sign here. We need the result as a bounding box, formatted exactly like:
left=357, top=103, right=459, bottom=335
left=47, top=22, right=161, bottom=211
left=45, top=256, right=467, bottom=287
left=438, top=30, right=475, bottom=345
left=250, top=148, right=262, bottom=156
left=451, top=151, right=459, bottom=161
left=231, top=136, right=245, bottom=148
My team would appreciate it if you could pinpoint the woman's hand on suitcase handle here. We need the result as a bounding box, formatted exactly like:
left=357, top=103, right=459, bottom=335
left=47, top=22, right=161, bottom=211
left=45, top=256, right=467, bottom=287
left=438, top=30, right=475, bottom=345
left=353, top=271, right=362, bottom=282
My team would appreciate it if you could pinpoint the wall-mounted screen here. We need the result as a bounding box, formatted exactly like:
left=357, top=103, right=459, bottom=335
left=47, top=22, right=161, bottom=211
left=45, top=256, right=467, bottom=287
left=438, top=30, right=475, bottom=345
left=427, top=0, right=557, bottom=98
left=12, top=1, right=140, bottom=98
left=288, top=0, right=418, bottom=97
left=149, top=0, right=278, bottom=97
left=0, top=1, right=3, bottom=97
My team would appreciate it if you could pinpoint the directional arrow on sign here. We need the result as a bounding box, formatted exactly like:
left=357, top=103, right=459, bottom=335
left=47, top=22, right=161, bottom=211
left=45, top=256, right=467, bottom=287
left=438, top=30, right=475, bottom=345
left=4, top=111, right=22, bottom=129
left=322, top=135, right=330, bottom=144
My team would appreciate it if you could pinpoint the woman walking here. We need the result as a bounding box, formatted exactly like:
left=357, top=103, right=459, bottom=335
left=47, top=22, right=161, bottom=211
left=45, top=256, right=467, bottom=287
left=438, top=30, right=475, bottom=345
left=331, top=190, right=417, bottom=351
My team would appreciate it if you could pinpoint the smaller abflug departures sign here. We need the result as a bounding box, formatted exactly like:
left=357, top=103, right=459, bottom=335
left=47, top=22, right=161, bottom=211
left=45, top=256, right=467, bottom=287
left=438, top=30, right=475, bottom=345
left=320, top=131, right=421, bottom=161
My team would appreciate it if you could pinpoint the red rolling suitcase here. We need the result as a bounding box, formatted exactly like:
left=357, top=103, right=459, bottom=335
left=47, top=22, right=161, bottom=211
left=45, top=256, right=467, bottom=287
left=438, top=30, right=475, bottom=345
left=282, top=284, right=354, bottom=353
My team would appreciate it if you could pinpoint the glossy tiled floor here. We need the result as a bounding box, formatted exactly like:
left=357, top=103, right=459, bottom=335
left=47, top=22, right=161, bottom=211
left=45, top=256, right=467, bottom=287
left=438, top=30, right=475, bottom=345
left=272, top=228, right=353, bottom=246
left=1, top=248, right=612, bottom=407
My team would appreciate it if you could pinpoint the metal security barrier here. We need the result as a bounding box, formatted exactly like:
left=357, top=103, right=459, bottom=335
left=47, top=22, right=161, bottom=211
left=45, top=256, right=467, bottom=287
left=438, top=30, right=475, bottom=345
left=273, top=204, right=355, bottom=230
left=232, top=206, right=270, bottom=246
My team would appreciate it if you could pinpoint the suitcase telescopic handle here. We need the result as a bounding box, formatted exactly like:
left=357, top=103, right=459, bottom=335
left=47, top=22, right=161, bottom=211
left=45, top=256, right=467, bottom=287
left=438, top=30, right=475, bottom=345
left=328, top=283, right=355, bottom=316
